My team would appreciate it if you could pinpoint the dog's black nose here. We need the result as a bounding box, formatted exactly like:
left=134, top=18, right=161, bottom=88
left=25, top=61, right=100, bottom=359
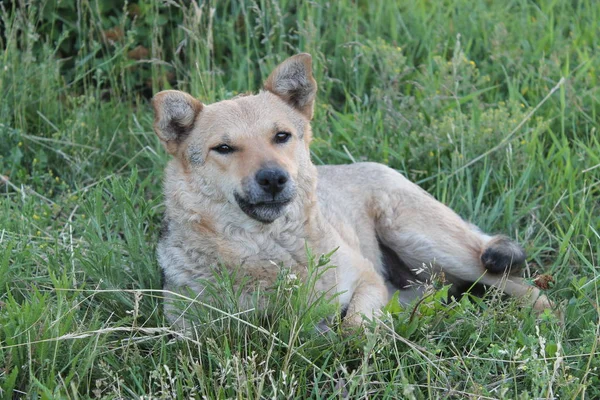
left=255, top=168, right=289, bottom=196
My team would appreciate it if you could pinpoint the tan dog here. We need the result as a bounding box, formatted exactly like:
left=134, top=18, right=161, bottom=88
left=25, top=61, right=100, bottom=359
left=153, top=53, right=552, bottom=328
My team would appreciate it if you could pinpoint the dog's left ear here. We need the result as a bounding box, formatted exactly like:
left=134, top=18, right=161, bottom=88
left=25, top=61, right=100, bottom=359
left=264, top=53, right=317, bottom=120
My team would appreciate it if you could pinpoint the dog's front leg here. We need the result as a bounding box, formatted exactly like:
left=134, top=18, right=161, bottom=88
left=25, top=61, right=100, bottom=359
left=343, top=267, right=388, bottom=327
left=332, top=245, right=388, bottom=327
left=162, top=281, right=208, bottom=335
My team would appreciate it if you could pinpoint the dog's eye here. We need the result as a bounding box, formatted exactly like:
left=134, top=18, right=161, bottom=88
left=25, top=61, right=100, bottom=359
left=212, top=144, right=235, bottom=154
left=274, top=132, right=292, bottom=144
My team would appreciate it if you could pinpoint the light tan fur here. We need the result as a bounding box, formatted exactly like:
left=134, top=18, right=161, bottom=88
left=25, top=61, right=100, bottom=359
left=153, top=54, right=552, bottom=329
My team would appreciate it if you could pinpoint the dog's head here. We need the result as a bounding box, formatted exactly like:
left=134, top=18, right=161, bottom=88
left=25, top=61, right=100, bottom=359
left=153, top=54, right=317, bottom=223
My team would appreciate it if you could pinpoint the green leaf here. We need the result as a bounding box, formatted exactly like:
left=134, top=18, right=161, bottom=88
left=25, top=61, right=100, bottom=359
left=545, top=342, right=558, bottom=357
left=384, top=290, right=403, bottom=314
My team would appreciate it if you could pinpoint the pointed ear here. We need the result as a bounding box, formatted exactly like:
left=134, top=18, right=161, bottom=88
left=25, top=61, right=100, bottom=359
left=152, top=90, right=203, bottom=155
left=264, top=53, right=317, bottom=119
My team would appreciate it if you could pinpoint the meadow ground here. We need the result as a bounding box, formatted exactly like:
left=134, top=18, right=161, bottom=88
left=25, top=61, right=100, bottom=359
left=1, top=1, right=599, bottom=398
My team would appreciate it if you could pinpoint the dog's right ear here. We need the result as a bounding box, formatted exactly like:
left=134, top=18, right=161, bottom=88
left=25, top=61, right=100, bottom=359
left=152, top=90, right=203, bottom=155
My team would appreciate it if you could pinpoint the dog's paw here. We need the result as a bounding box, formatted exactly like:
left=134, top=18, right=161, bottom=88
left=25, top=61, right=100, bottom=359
left=342, top=313, right=366, bottom=329
left=532, top=294, right=554, bottom=312
left=481, top=236, right=526, bottom=273
left=340, top=308, right=384, bottom=334
left=532, top=294, right=564, bottom=324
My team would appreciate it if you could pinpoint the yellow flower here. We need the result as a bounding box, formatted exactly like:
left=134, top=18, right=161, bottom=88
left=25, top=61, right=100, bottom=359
left=33, top=214, right=40, bottom=220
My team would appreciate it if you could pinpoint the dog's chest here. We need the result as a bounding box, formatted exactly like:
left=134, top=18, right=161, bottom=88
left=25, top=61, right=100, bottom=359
left=204, top=219, right=310, bottom=280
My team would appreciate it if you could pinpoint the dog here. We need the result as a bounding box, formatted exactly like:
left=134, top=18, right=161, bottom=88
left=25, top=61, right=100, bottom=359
left=152, top=53, right=552, bottom=328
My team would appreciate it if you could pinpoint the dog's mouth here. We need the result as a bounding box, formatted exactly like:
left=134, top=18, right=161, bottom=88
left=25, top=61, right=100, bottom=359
left=234, top=193, right=293, bottom=223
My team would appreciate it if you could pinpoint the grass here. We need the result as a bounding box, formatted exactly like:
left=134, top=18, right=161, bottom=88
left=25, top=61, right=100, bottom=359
left=1, top=0, right=599, bottom=398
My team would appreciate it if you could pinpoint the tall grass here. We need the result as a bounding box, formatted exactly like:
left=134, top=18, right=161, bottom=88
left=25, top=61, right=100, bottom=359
left=1, top=0, right=599, bottom=398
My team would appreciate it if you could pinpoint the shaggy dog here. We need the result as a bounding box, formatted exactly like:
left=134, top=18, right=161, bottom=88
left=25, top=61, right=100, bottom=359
left=152, top=53, right=552, bottom=327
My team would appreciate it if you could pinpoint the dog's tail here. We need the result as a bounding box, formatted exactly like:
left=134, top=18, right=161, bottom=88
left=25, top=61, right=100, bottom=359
left=480, top=235, right=526, bottom=274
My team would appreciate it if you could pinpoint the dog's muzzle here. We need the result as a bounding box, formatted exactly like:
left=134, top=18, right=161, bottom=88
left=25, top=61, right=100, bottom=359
left=235, top=166, right=296, bottom=223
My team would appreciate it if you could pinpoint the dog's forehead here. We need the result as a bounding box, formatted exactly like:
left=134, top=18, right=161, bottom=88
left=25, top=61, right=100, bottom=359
left=198, top=92, right=304, bottom=138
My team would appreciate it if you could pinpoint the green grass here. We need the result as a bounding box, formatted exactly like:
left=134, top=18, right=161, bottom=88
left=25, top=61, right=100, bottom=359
left=1, top=0, right=599, bottom=398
